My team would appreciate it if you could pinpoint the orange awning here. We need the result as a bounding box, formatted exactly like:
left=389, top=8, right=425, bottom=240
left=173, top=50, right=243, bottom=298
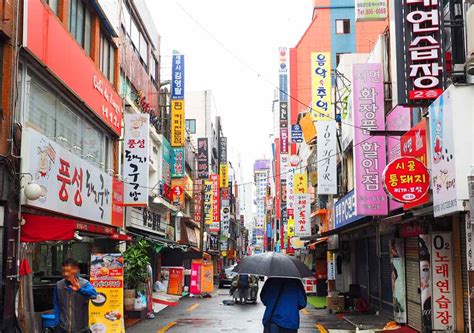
left=308, top=237, right=328, bottom=250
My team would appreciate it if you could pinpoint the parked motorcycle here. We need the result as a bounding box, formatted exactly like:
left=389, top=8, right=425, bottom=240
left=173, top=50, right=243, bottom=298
left=229, top=274, right=258, bottom=304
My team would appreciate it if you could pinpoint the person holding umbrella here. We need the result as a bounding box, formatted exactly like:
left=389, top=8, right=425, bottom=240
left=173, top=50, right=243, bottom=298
left=232, top=252, right=311, bottom=333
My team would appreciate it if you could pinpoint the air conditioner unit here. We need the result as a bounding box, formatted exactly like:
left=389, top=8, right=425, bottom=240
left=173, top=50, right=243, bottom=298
left=467, top=5, right=474, bottom=57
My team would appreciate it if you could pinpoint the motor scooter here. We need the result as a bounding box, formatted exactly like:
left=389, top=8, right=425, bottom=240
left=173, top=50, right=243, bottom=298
left=229, top=274, right=258, bottom=304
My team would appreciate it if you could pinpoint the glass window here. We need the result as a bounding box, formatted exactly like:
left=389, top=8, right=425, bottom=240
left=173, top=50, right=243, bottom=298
left=150, top=58, right=157, bottom=83
left=46, top=0, right=59, bottom=15
left=69, top=0, right=92, bottom=55
left=24, top=71, right=110, bottom=170
left=121, top=3, right=131, bottom=34
left=335, top=19, right=350, bottom=34
left=130, top=18, right=140, bottom=50
left=185, top=119, right=196, bottom=134
left=139, top=33, right=148, bottom=67
left=99, top=32, right=115, bottom=84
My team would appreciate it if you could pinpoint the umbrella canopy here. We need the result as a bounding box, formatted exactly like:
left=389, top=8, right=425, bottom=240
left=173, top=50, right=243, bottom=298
left=232, top=252, right=313, bottom=279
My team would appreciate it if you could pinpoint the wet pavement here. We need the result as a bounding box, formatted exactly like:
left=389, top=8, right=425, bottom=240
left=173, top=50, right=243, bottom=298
left=126, top=287, right=356, bottom=333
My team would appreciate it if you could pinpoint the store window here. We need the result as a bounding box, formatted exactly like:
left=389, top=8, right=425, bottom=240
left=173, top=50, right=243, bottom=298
left=68, top=0, right=92, bottom=56
left=185, top=119, right=196, bottom=134
left=45, top=0, right=59, bottom=15
left=99, top=32, right=115, bottom=84
left=150, top=58, right=158, bottom=84
left=335, top=19, right=351, bottom=34
left=23, top=70, right=111, bottom=170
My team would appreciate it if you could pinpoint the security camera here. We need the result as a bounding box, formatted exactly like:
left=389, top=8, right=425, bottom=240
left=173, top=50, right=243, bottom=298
left=74, top=231, right=83, bottom=242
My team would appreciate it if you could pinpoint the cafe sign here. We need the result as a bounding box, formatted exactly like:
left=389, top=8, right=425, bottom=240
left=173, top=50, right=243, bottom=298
left=383, top=156, right=430, bottom=203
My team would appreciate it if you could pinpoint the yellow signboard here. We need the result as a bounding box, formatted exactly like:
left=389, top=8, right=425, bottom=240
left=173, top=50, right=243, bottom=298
left=171, top=99, right=185, bottom=146
left=294, top=173, right=308, bottom=194
left=288, top=217, right=295, bottom=237
left=204, top=180, right=213, bottom=224
left=300, top=112, right=317, bottom=143
left=219, top=164, right=229, bottom=188
left=89, top=254, right=125, bottom=333
left=311, top=52, right=332, bottom=121
left=184, top=173, right=193, bottom=197
left=201, top=261, right=214, bottom=293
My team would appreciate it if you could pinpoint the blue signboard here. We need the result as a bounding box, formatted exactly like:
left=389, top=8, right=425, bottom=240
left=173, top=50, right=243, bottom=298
left=171, top=54, right=185, bottom=99
left=279, top=74, right=288, bottom=102
left=291, top=124, right=303, bottom=143
left=267, top=224, right=272, bottom=238
left=334, top=190, right=364, bottom=229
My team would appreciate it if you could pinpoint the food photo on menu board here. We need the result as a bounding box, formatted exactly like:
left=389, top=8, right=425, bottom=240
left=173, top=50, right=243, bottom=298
left=89, top=254, right=125, bottom=333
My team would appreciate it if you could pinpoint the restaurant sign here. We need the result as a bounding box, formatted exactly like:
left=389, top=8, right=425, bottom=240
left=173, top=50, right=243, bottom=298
left=382, top=156, right=430, bottom=203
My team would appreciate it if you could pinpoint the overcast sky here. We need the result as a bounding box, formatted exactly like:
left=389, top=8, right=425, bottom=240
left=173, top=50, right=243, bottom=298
left=145, top=0, right=313, bottom=186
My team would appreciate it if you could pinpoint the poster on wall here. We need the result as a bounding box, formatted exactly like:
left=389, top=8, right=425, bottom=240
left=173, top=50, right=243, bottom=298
left=123, top=113, right=150, bottom=206
left=316, top=121, right=337, bottom=194
left=352, top=63, right=387, bottom=216
left=21, top=127, right=113, bottom=224
left=431, top=233, right=455, bottom=331
left=89, top=254, right=125, bottom=333
left=190, top=260, right=202, bottom=295
left=419, top=234, right=432, bottom=332
left=390, top=239, right=407, bottom=324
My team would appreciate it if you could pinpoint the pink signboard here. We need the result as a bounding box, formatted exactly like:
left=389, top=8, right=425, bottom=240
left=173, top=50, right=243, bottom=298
left=352, top=63, right=388, bottom=216
left=386, top=106, right=412, bottom=211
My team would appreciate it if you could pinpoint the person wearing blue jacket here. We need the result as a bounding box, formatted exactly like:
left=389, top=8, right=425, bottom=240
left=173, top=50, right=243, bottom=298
left=260, top=278, right=307, bottom=333
left=53, top=258, right=97, bottom=333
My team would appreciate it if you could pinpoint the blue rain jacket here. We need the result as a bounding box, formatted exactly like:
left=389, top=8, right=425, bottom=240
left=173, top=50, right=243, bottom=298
left=260, top=278, right=307, bottom=330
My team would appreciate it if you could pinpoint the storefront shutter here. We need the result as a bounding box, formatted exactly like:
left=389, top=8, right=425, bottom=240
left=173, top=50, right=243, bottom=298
left=356, top=238, right=368, bottom=299
left=405, top=237, right=422, bottom=331
left=368, top=237, right=379, bottom=306
left=381, top=235, right=394, bottom=312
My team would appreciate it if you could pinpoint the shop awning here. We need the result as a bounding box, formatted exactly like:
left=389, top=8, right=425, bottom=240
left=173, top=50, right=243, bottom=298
left=21, top=214, right=75, bottom=243
left=308, top=237, right=328, bottom=250
left=127, top=227, right=177, bottom=248
left=152, top=196, right=178, bottom=212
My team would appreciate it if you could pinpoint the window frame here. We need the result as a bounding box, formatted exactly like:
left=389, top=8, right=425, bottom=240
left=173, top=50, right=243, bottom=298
left=99, top=31, right=116, bottom=84
left=335, top=19, right=351, bottom=35
left=185, top=119, right=196, bottom=134
left=68, top=0, right=93, bottom=56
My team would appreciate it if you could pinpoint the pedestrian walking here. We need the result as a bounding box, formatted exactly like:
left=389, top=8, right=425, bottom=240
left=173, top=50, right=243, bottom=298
left=53, top=258, right=97, bottom=333
left=260, top=278, right=307, bottom=333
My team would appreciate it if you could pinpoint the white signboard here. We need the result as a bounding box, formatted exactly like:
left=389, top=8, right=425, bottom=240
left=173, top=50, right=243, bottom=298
left=123, top=113, right=149, bottom=206
left=280, top=154, right=288, bottom=182
left=294, top=194, right=311, bottom=237
left=316, top=121, right=337, bottom=194
left=21, top=127, right=112, bottom=224
left=355, top=0, right=387, bottom=21
left=221, top=205, right=231, bottom=238
left=287, top=167, right=295, bottom=212
left=431, top=233, right=455, bottom=331
left=429, top=86, right=474, bottom=217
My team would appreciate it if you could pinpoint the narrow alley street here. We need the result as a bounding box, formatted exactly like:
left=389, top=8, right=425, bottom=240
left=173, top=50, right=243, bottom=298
left=127, top=286, right=354, bottom=333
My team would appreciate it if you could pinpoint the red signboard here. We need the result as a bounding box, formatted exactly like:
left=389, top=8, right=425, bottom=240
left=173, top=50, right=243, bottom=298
left=401, top=119, right=429, bottom=209
left=111, top=178, right=124, bottom=228
left=210, top=174, right=220, bottom=224
left=26, top=0, right=122, bottom=135
left=383, top=156, right=430, bottom=203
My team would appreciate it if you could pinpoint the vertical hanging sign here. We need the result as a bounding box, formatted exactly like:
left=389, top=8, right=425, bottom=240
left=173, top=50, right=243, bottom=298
left=171, top=147, right=185, bottom=178
left=352, top=63, right=387, bottom=216
left=171, top=54, right=185, bottom=99
left=197, top=138, right=209, bottom=179
left=210, top=174, right=220, bottom=233
left=294, top=194, right=311, bottom=237
left=204, top=180, right=213, bottom=225
left=419, top=234, right=432, bottom=332
left=311, top=52, right=332, bottom=121
left=316, top=121, right=337, bottom=194
left=171, top=54, right=185, bottom=147
left=431, top=233, right=455, bottom=331
left=123, top=114, right=149, bottom=206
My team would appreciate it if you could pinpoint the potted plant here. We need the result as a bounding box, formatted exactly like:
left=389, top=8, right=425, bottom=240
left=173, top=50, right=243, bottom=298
left=123, top=239, right=150, bottom=311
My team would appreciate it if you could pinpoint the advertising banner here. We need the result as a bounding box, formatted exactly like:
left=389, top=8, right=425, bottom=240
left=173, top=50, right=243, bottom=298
left=219, top=137, right=227, bottom=163
left=355, top=0, right=387, bottom=21
left=219, top=164, right=229, bottom=188
left=167, top=268, right=184, bottom=295
left=201, top=261, right=214, bottom=293
left=197, top=138, right=209, bottom=179
left=171, top=179, right=185, bottom=208
left=294, top=194, right=311, bottom=237
left=221, top=205, right=230, bottom=238
left=294, top=173, right=308, bottom=194
left=382, top=157, right=430, bottom=203
left=123, top=113, right=149, bottom=206
left=171, top=54, right=184, bottom=100
left=210, top=174, right=220, bottom=233
left=171, top=147, right=185, bottom=179
left=111, top=179, right=124, bottom=228
left=352, top=63, right=388, bottom=216
left=390, top=239, right=407, bottom=324
left=316, top=121, right=337, bottom=194
left=419, top=234, right=432, bottom=331
left=311, top=52, right=332, bottom=121
left=21, top=128, right=113, bottom=224
left=190, top=260, right=202, bottom=295
left=390, top=0, right=444, bottom=105
left=280, top=127, right=289, bottom=154
left=287, top=166, right=295, bottom=215
left=431, top=233, right=455, bottom=330
left=386, top=106, right=411, bottom=211
left=89, top=254, right=125, bottom=333
left=193, top=180, right=203, bottom=224
left=400, top=119, right=429, bottom=209
left=171, top=100, right=185, bottom=147
left=204, top=180, right=213, bottom=225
